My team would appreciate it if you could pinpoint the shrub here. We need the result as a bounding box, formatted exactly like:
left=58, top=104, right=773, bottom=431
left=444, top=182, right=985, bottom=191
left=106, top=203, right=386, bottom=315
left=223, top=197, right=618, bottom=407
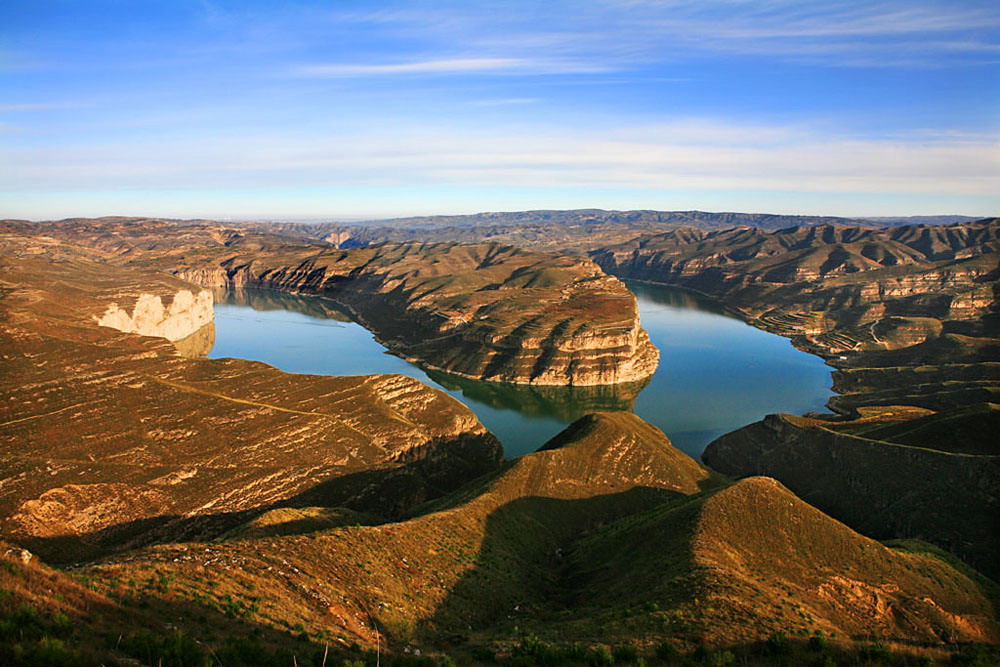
left=765, top=631, right=790, bottom=656
left=858, top=642, right=892, bottom=663
left=513, top=633, right=546, bottom=657
left=807, top=635, right=826, bottom=652
left=49, top=613, right=72, bottom=638
left=712, top=651, right=735, bottom=666
left=119, top=629, right=210, bottom=667
left=588, top=645, right=614, bottom=666
left=654, top=641, right=679, bottom=661
left=18, top=637, right=83, bottom=667
left=613, top=644, right=639, bottom=663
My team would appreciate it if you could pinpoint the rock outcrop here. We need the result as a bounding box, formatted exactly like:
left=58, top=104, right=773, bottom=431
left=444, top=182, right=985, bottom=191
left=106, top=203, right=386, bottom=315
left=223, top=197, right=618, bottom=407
left=185, top=243, right=659, bottom=386
left=96, top=288, right=213, bottom=342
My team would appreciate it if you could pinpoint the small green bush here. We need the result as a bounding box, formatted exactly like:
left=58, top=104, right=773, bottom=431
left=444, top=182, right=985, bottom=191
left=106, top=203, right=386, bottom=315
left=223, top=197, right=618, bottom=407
left=119, top=629, right=210, bottom=667
left=654, top=641, right=679, bottom=661
left=765, top=631, right=790, bottom=656
left=612, top=644, right=638, bottom=663
left=858, top=642, right=892, bottom=663
left=471, top=645, right=497, bottom=662
left=17, top=637, right=82, bottom=667
left=588, top=645, right=614, bottom=666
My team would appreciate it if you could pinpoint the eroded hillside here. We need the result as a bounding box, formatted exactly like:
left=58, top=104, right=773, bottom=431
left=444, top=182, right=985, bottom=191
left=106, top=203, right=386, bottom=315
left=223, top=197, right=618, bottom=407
left=0, top=234, right=501, bottom=564
left=593, top=219, right=1000, bottom=580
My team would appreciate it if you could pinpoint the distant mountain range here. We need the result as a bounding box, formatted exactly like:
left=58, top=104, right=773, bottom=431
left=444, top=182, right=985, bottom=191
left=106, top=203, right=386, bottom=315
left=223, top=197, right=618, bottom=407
left=861, top=215, right=982, bottom=225
left=307, top=210, right=984, bottom=230
left=231, top=209, right=990, bottom=252
left=353, top=209, right=860, bottom=229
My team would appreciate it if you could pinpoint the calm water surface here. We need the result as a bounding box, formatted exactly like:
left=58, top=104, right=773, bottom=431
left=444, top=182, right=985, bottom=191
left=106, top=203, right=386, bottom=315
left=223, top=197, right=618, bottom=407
left=209, top=285, right=831, bottom=459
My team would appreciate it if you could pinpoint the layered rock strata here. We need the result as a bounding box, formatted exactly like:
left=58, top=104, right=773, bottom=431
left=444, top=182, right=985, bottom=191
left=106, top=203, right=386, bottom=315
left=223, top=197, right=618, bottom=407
left=592, top=220, right=998, bottom=354
left=177, top=243, right=658, bottom=386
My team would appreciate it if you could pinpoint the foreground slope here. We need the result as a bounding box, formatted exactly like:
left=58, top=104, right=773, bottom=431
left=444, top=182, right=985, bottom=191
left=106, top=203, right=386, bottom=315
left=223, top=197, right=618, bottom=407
left=567, top=475, right=998, bottom=646
left=70, top=413, right=998, bottom=662
left=85, top=413, right=715, bottom=645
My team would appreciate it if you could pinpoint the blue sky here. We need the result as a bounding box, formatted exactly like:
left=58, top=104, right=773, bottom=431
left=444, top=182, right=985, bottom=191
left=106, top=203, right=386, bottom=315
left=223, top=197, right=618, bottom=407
left=2, top=0, right=998, bottom=220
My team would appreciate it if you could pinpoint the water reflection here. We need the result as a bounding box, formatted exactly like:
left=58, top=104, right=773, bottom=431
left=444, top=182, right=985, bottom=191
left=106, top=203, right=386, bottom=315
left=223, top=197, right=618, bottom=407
left=172, top=321, right=216, bottom=358
left=212, top=287, right=352, bottom=322
left=424, top=368, right=648, bottom=421
left=627, top=282, right=729, bottom=315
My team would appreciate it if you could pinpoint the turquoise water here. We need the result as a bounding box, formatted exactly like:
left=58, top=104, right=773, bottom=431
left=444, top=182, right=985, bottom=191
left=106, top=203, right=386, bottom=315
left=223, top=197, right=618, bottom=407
left=208, top=285, right=831, bottom=459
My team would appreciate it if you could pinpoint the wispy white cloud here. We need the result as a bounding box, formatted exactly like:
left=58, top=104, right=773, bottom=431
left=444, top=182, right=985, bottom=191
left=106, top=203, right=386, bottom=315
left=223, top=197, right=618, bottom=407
left=337, top=1, right=1000, bottom=69
left=0, top=102, right=83, bottom=113
left=292, top=57, right=613, bottom=77
left=4, top=118, right=996, bottom=198
left=469, top=98, right=540, bottom=106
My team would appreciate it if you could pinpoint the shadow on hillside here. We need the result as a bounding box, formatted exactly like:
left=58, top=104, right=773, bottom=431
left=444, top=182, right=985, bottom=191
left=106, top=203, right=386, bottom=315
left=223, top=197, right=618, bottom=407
left=412, top=480, right=719, bottom=644
left=20, top=432, right=502, bottom=565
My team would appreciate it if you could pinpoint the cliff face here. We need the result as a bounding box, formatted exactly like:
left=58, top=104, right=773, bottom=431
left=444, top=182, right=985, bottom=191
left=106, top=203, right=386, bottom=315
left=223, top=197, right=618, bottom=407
left=0, top=239, right=502, bottom=563
left=96, top=288, right=213, bottom=342
left=177, top=241, right=661, bottom=386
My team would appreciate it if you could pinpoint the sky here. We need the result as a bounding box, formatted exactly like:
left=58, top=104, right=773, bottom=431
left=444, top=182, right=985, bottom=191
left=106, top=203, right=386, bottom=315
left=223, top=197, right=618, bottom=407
left=1, top=0, right=998, bottom=221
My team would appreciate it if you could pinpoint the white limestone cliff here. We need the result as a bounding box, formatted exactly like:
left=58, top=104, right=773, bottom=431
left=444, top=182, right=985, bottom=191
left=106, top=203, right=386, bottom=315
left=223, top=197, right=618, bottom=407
left=96, top=289, right=213, bottom=342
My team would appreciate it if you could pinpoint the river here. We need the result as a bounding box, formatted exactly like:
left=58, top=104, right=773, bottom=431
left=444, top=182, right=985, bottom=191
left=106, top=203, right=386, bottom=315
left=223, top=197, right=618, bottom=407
left=208, top=284, right=831, bottom=459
